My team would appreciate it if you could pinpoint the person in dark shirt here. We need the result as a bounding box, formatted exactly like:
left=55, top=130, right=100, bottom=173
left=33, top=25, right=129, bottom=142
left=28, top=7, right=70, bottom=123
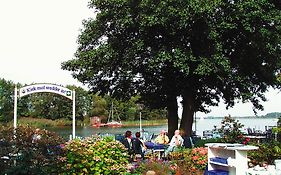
left=133, top=131, right=147, bottom=160
left=121, top=130, right=134, bottom=161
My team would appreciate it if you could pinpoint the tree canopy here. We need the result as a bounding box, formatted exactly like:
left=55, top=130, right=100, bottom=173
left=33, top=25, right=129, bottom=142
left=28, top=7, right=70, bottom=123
left=62, top=0, right=281, bottom=136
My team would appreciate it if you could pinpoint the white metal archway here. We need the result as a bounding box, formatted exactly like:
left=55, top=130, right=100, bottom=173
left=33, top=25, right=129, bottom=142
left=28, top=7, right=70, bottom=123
left=14, top=83, right=76, bottom=138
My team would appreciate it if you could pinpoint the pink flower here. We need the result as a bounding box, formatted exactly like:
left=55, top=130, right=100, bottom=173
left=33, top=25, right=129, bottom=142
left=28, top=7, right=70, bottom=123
left=192, top=156, right=199, bottom=161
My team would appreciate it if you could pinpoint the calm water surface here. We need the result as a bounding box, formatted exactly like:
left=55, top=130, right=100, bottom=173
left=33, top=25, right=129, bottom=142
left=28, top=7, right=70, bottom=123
left=47, top=118, right=278, bottom=139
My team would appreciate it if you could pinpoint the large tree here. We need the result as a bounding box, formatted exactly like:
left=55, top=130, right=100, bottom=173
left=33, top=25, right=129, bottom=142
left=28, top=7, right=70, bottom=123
left=62, top=0, right=281, bottom=137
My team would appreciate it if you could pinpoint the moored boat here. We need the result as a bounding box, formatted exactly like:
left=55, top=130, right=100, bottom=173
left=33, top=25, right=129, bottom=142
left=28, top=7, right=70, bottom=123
left=106, top=102, right=123, bottom=127
left=106, top=120, right=122, bottom=127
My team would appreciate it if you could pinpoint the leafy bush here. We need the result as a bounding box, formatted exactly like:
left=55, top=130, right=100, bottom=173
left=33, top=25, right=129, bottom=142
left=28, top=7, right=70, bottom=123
left=169, top=147, right=208, bottom=175
left=218, top=115, right=246, bottom=143
left=248, top=141, right=281, bottom=166
left=194, top=138, right=221, bottom=147
left=132, top=159, right=176, bottom=175
left=0, top=126, right=66, bottom=175
left=272, top=127, right=281, bottom=134
left=61, top=136, right=129, bottom=175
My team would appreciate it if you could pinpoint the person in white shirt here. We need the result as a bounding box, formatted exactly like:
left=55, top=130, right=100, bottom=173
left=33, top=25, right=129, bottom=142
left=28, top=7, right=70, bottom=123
left=32, top=128, right=41, bottom=143
left=164, top=130, right=184, bottom=157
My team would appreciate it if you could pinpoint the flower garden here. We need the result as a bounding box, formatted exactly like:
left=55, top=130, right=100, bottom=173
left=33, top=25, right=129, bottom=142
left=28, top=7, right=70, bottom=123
left=0, top=116, right=281, bottom=175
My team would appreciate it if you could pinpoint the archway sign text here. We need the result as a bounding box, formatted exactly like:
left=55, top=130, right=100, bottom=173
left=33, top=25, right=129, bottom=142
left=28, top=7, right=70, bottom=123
left=14, top=83, right=76, bottom=138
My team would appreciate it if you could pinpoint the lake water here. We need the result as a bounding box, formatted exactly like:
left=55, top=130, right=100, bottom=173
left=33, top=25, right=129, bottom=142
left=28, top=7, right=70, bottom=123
left=48, top=118, right=278, bottom=139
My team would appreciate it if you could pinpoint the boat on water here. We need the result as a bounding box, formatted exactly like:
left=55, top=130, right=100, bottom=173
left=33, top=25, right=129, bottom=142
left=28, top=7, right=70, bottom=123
left=106, top=120, right=122, bottom=127
left=90, top=103, right=122, bottom=127
left=91, top=116, right=106, bottom=127
left=106, top=102, right=122, bottom=127
left=92, top=123, right=106, bottom=127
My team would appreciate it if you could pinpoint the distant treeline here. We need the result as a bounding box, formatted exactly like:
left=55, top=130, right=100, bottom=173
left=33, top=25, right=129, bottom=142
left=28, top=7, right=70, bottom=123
left=204, top=112, right=281, bottom=119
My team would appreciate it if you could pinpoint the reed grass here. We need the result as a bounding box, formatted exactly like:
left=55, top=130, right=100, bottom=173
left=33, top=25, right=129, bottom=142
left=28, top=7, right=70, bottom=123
left=15, top=117, right=72, bottom=127
left=122, top=119, right=167, bottom=126
left=5, top=117, right=167, bottom=128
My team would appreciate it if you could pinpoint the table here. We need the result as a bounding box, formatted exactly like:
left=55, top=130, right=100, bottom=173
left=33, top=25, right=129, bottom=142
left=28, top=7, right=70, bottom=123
left=144, top=142, right=167, bottom=159
left=153, top=148, right=165, bottom=159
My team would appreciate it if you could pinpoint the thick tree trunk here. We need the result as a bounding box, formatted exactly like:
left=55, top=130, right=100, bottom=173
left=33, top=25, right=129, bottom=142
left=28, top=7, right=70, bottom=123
left=179, top=92, right=195, bottom=137
left=167, top=95, right=178, bottom=138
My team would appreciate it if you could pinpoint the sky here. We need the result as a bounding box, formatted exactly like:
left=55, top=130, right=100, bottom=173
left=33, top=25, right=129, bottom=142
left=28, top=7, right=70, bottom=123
left=0, top=0, right=92, bottom=87
left=0, top=1, right=280, bottom=117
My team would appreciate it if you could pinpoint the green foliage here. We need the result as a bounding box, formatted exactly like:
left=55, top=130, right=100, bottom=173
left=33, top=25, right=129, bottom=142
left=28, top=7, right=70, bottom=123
left=193, top=138, right=221, bottom=147
left=23, top=85, right=91, bottom=121
left=17, top=117, right=73, bottom=127
left=89, top=93, right=108, bottom=117
left=70, top=86, right=92, bottom=121
left=62, top=0, right=281, bottom=137
left=248, top=141, right=281, bottom=166
left=0, top=78, right=14, bottom=122
left=169, top=147, right=208, bottom=174
left=0, top=126, right=66, bottom=175
left=217, top=115, right=246, bottom=143
left=272, top=127, right=281, bottom=134
left=61, top=136, right=129, bottom=175
left=133, top=159, right=176, bottom=175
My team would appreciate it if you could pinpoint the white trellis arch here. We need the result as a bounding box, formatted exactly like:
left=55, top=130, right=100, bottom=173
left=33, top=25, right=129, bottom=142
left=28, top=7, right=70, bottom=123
left=14, top=83, right=76, bottom=139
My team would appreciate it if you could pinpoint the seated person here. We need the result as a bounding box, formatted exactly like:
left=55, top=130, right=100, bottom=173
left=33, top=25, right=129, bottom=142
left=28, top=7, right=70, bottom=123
left=164, top=130, right=184, bottom=157
left=32, top=128, right=41, bottom=143
left=121, top=130, right=134, bottom=161
left=154, top=130, right=169, bottom=144
left=133, top=132, right=147, bottom=160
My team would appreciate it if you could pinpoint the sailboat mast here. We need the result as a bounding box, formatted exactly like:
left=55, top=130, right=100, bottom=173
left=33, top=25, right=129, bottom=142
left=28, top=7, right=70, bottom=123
left=111, top=102, right=114, bottom=121
left=139, top=111, right=142, bottom=132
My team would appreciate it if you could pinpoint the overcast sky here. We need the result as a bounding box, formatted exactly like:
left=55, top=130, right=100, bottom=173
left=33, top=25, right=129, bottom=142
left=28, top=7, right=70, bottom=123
left=0, top=0, right=92, bottom=87
left=0, top=0, right=280, bottom=117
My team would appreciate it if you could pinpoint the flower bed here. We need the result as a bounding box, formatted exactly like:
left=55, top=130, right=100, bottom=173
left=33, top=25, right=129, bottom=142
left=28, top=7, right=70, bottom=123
left=129, top=147, right=208, bottom=175
left=61, top=136, right=129, bottom=174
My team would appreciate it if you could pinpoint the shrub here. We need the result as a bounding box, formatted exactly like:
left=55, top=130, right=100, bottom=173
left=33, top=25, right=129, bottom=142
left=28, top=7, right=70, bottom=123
left=61, top=136, right=129, bottom=174
left=132, top=159, right=176, bottom=175
left=0, top=126, right=66, bottom=175
left=248, top=141, right=281, bottom=166
left=194, top=138, right=221, bottom=147
left=169, top=147, right=208, bottom=175
left=218, top=115, right=246, bottom=143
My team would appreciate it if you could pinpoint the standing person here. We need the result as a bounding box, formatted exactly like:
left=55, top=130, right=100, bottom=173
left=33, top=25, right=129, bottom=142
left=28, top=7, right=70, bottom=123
left=164, top=130, right=184, bottom=157
left=133, top=131, right=147, bottom=160
left=121, top=130, right=134, bottom=161
left=154, top=129, right=169, bottom=144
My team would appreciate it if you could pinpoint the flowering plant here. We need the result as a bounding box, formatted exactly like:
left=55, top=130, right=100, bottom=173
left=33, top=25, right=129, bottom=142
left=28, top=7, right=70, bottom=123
left=169, top=147, right=208, bottom=174
left=190, top=147, right=208, bottom=171
left=237, top=134, right=250, bottom=145
left=61, top=136, right=129, bottom=174
left=218, top=115, right=246, bottom=143
left=0, top=126, right=65, bottom=175
left=131, top=159, right=176, bottom=175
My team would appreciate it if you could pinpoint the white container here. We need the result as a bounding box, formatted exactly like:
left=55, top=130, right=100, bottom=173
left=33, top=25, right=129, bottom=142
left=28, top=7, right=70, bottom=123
left=267, top=165, right=276, bottom=175
left=275, top=160, right=281, bottom=170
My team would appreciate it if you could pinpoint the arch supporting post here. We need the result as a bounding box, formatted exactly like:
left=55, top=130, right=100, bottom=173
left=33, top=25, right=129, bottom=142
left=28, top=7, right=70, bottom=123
left=13, top=86, right=17, bottom=129
left=72, top=90, right=76, bottom=139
